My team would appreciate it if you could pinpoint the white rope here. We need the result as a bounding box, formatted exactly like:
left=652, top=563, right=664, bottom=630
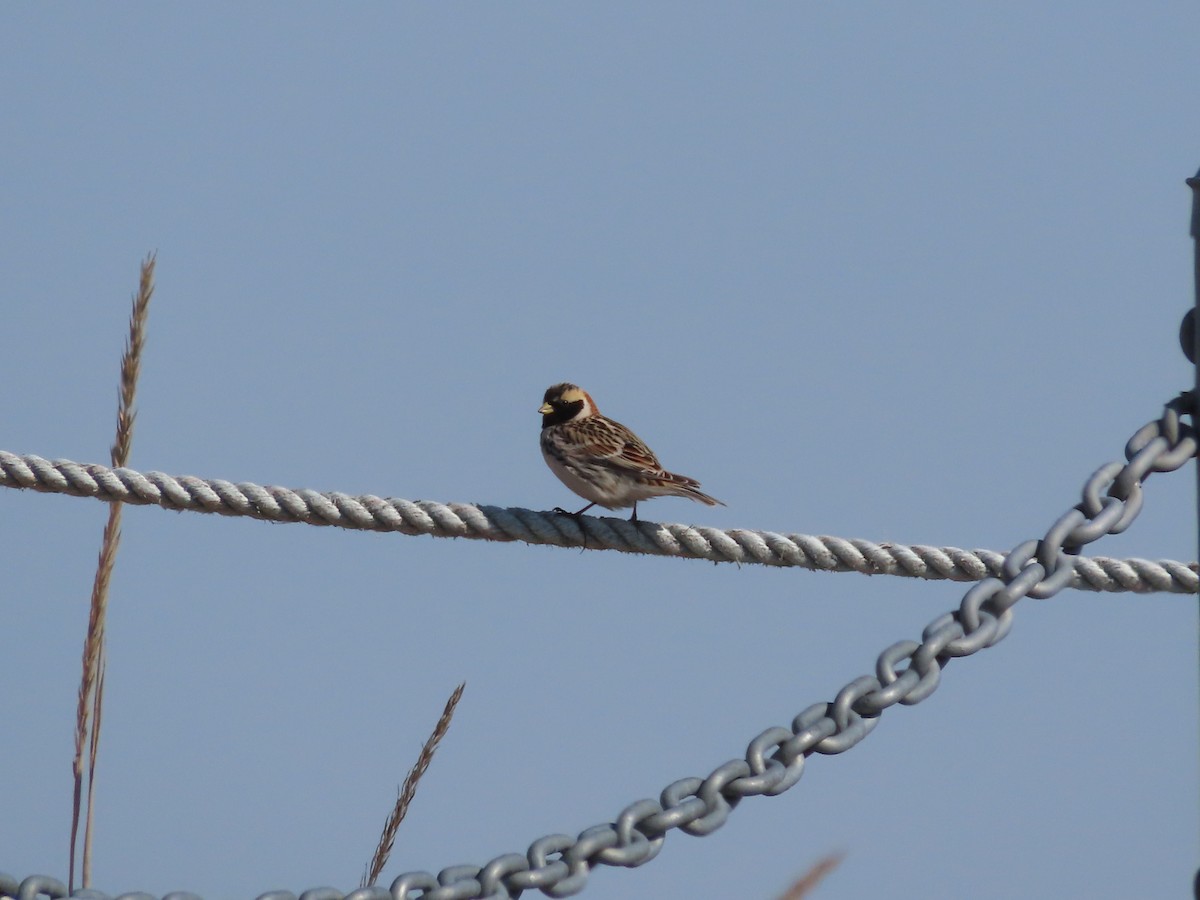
left=1, top=450, right=1194, bottom=594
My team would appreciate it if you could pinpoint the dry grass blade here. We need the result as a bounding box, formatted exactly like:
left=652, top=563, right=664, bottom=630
left=111, top=254, right=154, bottom=466
left=83, top=648, right=107, bottom=882
left=775, top=852, right=845, bottom=900
left=69, top=253, right=156, bottom=891
left=362, top=682, right=466, bottom=887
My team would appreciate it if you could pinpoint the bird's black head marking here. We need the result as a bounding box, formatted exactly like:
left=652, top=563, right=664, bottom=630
left=540, top=383, right=590, bottom=428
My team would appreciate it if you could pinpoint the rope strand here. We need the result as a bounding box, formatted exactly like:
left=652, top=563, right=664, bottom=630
left=2, top=450, right=1193, bottom=594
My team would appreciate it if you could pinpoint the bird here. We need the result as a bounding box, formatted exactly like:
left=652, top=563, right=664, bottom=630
left=539, top=382, right=723, bottom=522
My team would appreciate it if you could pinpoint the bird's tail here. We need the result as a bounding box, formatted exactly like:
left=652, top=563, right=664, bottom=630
left=661, top=471, right=725, bottom=507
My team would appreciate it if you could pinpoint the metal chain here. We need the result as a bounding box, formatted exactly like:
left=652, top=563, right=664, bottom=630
left=2, top=397, right=1195, bottom=900
left=0, top=451, right=1194, bottom=593
left=376, top=397, right=1197, bottom=900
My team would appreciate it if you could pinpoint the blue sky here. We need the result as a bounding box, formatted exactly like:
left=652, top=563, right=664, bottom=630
left=2, top=4, right=1198, bottom=899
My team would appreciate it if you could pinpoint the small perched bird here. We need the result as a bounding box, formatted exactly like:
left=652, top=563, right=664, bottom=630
left=539, top=382, right=723, bottom=521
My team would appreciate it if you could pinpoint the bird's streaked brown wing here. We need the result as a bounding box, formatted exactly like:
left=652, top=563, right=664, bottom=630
left=573, top=416, right=665, bottom=474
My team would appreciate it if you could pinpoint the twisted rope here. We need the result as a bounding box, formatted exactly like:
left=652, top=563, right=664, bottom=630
left=1, top=450, right=1194, bottom=593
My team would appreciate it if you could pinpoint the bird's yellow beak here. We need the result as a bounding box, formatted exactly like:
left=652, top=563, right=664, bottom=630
left=538, top=402, right=553, bottom=415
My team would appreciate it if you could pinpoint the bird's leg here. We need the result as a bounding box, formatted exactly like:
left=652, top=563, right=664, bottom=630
left=551, top=502, right=595, bottom=550
left=628, top=502, right=639, bottom=523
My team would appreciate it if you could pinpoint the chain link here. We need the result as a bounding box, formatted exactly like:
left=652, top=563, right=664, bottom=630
left=369, top=397, right=1195, bottom=900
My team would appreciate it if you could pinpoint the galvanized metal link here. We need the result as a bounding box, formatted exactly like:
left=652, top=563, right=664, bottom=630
left=370, top=398, right=1195, bottom=900
left=5, top=397, right=1194, bottom=899
left=0, top=451, right=1194, bottom=593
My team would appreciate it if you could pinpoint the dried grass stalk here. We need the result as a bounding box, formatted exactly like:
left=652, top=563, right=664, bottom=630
left=69, top=253, right=155, bottom=891
left=362, top=682, right=466, bottom=887
left=776, top=851, right=845, bottom=900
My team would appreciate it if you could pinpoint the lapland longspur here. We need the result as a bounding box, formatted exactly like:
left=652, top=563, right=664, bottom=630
left=539, top=382, right=723, bottom=522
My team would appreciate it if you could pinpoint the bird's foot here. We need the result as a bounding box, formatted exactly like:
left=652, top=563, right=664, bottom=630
left=553, top=504, right=594, bottom=549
